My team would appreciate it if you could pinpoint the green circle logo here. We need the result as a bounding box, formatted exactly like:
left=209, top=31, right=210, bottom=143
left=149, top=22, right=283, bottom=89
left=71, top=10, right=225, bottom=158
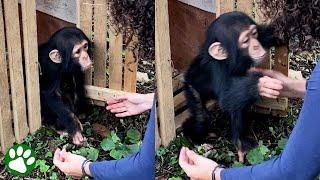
left=4, top=144, right=36, bottom=176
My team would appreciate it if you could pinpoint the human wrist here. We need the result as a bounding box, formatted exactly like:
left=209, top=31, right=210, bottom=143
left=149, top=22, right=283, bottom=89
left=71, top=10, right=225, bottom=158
left=211, top=165, right=224, bottom=180
left=287, top=79, right=306, bottom=98
left=85, top=161, right=92, bottom=176
left=214, top=167, right=223, bottom=180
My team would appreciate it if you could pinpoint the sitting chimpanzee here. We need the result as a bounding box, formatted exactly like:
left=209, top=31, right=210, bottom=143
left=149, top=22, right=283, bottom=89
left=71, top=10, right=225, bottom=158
left=39, top=27, right=92, bottom=145
left=183, top=11, right=281, bottom=162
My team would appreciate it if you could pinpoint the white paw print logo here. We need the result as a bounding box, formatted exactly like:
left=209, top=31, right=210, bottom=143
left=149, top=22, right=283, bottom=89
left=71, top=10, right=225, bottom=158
left=4, top=144, right=36, bottom=176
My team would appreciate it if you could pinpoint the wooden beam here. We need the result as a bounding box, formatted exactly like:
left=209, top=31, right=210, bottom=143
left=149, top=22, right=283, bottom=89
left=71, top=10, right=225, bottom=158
left=237, top=0, right=254, bottom=17
left=156, top=0, right=176, bottom=146
left=3, top=0, right=29, bottom=143
left=21, top=0, right=41, bottom=134
left=93, top=0, right=107, bottom=87
left=85, top=85, right=127, bottom=102
left=123, top=36, right=138, bottom=92
left=77, top=0, right=94, bottom=85
left=0, top=0, right=15, bottom=152
left=216, top=0, right=235, bottom=17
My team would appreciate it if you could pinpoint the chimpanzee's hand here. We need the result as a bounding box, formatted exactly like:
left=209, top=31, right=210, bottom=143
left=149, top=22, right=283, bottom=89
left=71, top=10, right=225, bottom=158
left=106, top=93, right=154, bottom=117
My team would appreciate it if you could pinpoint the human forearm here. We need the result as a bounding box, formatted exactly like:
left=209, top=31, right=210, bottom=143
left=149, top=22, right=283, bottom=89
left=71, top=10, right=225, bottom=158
left=284, top=79, right=306, bottom=98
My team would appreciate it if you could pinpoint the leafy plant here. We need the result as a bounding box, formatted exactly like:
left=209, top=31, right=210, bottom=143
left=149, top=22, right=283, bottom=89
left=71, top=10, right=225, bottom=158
left=247, top=141, right=270, bottom=165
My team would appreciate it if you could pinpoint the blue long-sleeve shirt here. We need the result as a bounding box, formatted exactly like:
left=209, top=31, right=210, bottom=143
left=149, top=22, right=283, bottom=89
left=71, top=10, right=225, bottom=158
left=221, top=60, right=320, bottom=180
left=89, top=103, right=155, bottom=180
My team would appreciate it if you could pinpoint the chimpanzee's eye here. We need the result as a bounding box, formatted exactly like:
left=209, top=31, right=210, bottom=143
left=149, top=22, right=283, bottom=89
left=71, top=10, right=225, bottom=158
left=83, top=44, right=88, bottom=50
left=243, top=37, right=249, bottom=44
left=252, top=29, right=258, bottom=37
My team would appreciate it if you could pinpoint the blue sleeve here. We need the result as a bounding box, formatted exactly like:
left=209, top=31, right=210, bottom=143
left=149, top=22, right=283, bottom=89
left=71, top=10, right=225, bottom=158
left=221, top=61, right=320, bottom=180
left=89, top=102, right=155, bottom=180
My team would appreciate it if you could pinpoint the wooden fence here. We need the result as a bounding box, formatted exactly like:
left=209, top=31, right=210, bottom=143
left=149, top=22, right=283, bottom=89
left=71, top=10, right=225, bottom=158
left=156, top=0, right=290, bottom=147
left=77, top=0, right=139, bottom=105
left=0, top=0, right=144, bottom=153
left=0, top=0, right=41, bottom=153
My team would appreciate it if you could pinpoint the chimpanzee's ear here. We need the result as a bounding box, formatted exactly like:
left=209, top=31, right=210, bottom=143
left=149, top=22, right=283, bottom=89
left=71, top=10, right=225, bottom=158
left=49, top=49, right=62, bottom=63
left=208, top=42, right=228, bottom=60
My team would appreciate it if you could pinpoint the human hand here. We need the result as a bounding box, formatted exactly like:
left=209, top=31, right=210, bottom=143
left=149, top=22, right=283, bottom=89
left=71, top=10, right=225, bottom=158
left=179, top=147, right=223, bottom=180
left=53, top=148, right=91, bottom=178
left=250, top=68, right=306, bottom=98
left=106, top=93, right=154, bottom=117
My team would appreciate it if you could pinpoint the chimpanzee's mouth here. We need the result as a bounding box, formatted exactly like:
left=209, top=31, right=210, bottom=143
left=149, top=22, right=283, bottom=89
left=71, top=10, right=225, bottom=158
left=252, top=53, right=267, bottom=65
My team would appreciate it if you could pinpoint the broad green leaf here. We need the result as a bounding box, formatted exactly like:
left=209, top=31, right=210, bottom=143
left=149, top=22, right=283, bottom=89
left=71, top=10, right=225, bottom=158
left=87, top=147, right=99, bottom=161
left=101, top=138, right=115, bottom=151
left=110, top=149, right=123, bottom=160
left=111, top=131, right=121, bottom=143
left=126, top=128, right=141, bottom=143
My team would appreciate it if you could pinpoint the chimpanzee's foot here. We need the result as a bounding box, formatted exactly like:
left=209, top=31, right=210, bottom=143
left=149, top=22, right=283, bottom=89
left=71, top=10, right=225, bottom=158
left=237, top=150, right=246, bottom=163
left=72, top=131, right=87, bottom=145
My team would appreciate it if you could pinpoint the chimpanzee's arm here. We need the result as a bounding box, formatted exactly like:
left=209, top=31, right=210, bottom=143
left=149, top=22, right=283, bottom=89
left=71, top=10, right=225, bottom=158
left=42, top=91, right=79, bottom=135
left=73, top=70, right=89, bottom=114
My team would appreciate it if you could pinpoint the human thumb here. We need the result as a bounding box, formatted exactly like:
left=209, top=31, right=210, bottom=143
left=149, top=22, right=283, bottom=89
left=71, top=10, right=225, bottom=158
left=186, top=149, right=199, bottom=163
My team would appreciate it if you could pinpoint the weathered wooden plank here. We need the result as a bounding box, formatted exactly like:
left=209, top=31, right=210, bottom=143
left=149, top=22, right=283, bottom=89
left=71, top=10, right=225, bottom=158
left=237, top=0, right=254, bottom=17
left=0, top=1, right=15, bottom=153
left=274, top=46, right=289, bottom=76
left=21, top=0, right=41, bottom=134
left=108, top=27, right=123, bottom=90
left=77, top=0, right=94, bottom=85
left=3, top=0, right=29, bottom=143
left=216, top=0, right=235, bottom=17
left=93, top=0, right=107, bottom=87
left=123, top=36, right=138, bottom=92
left=85, top=85, right=126, bottom=102
left=156, top=0, right=176, bottom=146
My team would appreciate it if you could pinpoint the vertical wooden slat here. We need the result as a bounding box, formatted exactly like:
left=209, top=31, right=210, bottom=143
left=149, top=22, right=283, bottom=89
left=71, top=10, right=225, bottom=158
left=273, top=46, right=289, bottom=76
left=123, top=36, right=138, bottom=92
left=216, top=0, right=235, bottom=17
left=156, top=0, right=176, bottom=146
left=21, top=0, right=41, bottom=134
left=77, top=0, right=94, bottom=85
left=0, top=1, right=15, bottom=152
left=237, top=0, right=254, bottom=17
left=3, top=0, right=29, bottom=143
left=93, top=0, right=107, bottom=88
left=108, top=27, right=123, bottom=90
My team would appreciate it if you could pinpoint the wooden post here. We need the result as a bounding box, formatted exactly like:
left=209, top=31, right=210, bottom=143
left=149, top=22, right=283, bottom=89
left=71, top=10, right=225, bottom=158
left=21, top=0, right=41, bottom=134
left=123, top=36, right=138, bottom=92
left=155, top=0, right=176, bottom=146
left=0, top=1, right=15, bottom=152
left=216, top=0, right=235, bottom=17
left=3, top=0, right=29, bottom=143
left=237, top=0, right=254, bottom=17
left=77, top=0, right=94, bottom=85
left=108, top=26, right=123, bottom=90
left=93, top=0, right=107, bottom=88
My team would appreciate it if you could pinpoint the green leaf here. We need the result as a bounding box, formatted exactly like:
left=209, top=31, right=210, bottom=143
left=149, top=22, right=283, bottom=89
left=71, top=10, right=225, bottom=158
left=168, top=177, right=183, bottom=180
left=247, top=141, right=269, bottom=165
left=111, top=131, right=121, bottom=143
left=156, top=147, right=169, bottom=157
left=126, top=128, right=141, bottom=143
left=127, top=144, right=140, bottom=153
left=45, top=151, right=53, bottom=158
left=101, top=138, right=116, bottom=151
left=49, top=172, right=58, bottom=180
left=36, top=160, right=50, bottom=173
left=277, top=138, right=288, bottom=151
left=87, top=147, right=99, bottom=161
left=232, top=161, right=244, bottom=168
left=110, top=149, right=123, bottom=160
left=86, top=128, right=93, bottom=136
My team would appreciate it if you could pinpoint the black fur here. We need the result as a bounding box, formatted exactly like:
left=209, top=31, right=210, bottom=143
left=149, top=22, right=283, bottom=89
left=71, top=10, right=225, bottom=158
left=39, top=27, right=92, bottom=137
left=183, top=12, right=279, bottom=152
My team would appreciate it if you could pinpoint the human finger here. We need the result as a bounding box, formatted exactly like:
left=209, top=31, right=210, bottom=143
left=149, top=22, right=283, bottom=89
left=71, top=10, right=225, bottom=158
left=179, top=147, right=196, bottom=175
left=115, top=112, right=132, bottom=117
left=106, top=95, right=128, bottom=104
left=110, top=107, right=127, bottom=114
left=260, top=92, right=278, bottom=99
left=106, top=102, right=126, bottom=110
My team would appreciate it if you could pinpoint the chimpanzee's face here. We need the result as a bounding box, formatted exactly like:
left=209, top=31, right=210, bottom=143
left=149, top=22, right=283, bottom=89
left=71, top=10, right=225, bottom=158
left=238, top=25, right=267, bottom=64
left=72, top=40, right=92, bottom=71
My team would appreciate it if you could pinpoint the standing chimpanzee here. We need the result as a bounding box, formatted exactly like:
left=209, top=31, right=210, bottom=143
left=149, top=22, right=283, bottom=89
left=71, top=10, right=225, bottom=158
left=39, top=27, right=92, bottom=145
left=183, top=11, right=280, bottom=162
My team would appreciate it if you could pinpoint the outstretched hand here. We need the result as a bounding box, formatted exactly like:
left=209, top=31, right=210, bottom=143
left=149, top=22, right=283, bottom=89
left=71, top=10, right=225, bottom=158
left=106, top=93, right=154, bottom=117
left=179, top=147, right=223, bottom=180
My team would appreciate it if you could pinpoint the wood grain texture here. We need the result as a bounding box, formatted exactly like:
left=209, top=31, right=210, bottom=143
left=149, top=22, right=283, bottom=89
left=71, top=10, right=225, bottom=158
left=21, top=0, right=41, bottom=134
left=237, top=0, right=254, bottom=17
left=85, top=85, right=126, bottom=101
left=3, top=0, right=29, bottom=143
left=168, top=0, right=216, bottom=70
left=93, top=0, right=107, bottom=87
left=156, top=0, right=176, bottom=146
left=123, top=36, right=138, bottom=92
left=108, top=27, right=123, bottom=90
left=77, top=0, right=94, bottom=85
left=0, top=1, right=15, bottom=152
left=216, top=0, right=235, bottom=17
